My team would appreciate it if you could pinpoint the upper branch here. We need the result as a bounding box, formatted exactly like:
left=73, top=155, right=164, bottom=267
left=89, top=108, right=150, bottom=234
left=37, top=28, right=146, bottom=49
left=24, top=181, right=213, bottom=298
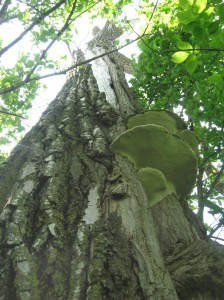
left=0, top=109, right=25, bottom=119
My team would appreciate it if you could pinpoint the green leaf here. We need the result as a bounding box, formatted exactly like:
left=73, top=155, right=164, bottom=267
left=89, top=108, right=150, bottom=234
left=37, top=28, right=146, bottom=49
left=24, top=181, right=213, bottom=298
left=178, top=0, right=193, bottom=10
left=184, top=54, right=198, bottom=74
left=18, top=10, right=30, bottom=21
left=0, top=137, right=10, bottom=145
left=177, top=10, right=196, bottom=24
left=191, top=23, right=204, bottom=42
left=177, top=41, right=193, bottom=50
left=47, top=63, right=55, bottom=69
left=208, top=74, right=224, bottom=84
left=4, top=82, right=11, bottom=88
left=204, top=199, right=224, bottom=214
left=203, top=6, right=214, bottom=17
left=171, top=51, right=189, bottom=63
left=193, top=0, right=207, bottom=14
left=217, top=4, right=224, bottom=20
left=209, top=35, right=223, bottom=48
left=208, top=20, right=220, bottom=34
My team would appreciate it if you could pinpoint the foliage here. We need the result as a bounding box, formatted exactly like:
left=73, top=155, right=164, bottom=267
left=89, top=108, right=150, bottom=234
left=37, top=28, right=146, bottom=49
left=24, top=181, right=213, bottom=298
left=130, top=0, right=224, bottom=237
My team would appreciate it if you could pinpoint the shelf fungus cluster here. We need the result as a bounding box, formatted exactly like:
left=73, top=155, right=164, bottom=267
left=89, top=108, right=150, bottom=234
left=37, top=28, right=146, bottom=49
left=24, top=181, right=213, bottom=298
left=110, top=111, right=199, bottom=207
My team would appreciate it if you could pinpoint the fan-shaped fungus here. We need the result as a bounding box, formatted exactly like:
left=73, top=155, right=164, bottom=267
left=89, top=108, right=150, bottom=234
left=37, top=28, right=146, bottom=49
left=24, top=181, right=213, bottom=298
left=110, top=111, right=198, bottom=207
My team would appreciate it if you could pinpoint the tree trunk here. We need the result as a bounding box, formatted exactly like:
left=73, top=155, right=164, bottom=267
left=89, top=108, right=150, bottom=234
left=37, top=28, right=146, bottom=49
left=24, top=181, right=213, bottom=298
left=0, top=22, right=224, bottom=300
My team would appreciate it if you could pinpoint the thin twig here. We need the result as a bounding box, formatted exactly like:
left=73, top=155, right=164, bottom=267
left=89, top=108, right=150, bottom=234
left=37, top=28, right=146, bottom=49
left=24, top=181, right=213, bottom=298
left=211, top=235, right=224, bottom=242
left=208, top=217, right=224, bottom=238
left=197, top=166, right=205, bottom=222
left=199, top=151, right=219, bottom=168
left=163, top=48, right=224, bottom=53
left=126, top=0, right=158, bottom=53
left=148, top=0, right=159, bottom=23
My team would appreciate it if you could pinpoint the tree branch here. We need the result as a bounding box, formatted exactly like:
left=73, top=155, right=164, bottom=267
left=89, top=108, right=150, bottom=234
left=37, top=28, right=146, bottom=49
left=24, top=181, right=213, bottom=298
left=0, top=14, right=18, bottom=25
left=125, top=0, right=158, bottom=53
left=211, top=235, right=224, bottom=242
left=0, top=109, right=25, bottom=119
left=197, top=166, right=205, bottom=222
left=0, top=0, right=67, bottom=57
left=163, top=48, right=224, bottom=53
left=208, top=216, right=224, bottom=238
left=0, top=0, right=11, bottom=19
left=199, top=151, right=219, bottom=168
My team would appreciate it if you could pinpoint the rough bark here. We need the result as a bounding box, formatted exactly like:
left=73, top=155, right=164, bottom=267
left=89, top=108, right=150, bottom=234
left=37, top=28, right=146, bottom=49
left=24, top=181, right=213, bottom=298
left=0, top=22, right=223, bottom=300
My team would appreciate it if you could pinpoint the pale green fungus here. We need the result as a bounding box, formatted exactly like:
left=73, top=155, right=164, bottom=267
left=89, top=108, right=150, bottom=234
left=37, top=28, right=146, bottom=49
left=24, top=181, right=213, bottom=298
left=110, top=123, right=198, bottom=203
left=176, top=129, right=199, bottom=158
left=110, top=111, right=198, bottom=207
left=137, top=167, right=175, bottom=207
left=127, top=110, right=187, bottom=133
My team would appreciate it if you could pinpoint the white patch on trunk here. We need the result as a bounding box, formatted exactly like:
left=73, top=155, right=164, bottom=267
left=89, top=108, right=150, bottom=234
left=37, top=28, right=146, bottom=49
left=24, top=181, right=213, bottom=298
left=23, top=180, right=34, bottom=193
left=44, top=155, right=54, bottom=162
left=43, top=160, right=56, bottom=177
left=48, top=223, right=57, bottom=236
left=81, top=44, right=118, bottom=109
left=83, top=186, right=99, bottom=224
left=17, top=261, right=30, bottom=274
left=21, top=163, right=36, bottom=179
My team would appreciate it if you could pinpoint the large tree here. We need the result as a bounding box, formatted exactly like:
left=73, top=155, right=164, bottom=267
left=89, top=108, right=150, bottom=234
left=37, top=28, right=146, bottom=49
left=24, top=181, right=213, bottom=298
left=0, top=21, right=224, bottom=300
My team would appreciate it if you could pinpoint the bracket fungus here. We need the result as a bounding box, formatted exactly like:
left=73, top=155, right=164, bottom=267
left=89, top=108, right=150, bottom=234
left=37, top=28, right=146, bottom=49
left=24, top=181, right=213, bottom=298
left=137, top=167, right=175, bottom=207
left=110, top=111, right=198, bottom=207
left=176, top=129, right=199, bottom=158
left=127, top=110, right=187, bottom=133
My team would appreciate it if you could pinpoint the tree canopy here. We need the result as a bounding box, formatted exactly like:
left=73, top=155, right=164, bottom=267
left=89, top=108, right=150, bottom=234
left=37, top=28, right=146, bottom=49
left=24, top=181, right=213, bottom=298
left=0, top=0, right=223, bottom=240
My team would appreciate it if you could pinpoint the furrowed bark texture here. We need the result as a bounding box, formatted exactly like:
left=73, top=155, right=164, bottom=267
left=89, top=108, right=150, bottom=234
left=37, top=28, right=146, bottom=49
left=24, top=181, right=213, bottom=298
left=0, top=22, right=223, bottom=300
